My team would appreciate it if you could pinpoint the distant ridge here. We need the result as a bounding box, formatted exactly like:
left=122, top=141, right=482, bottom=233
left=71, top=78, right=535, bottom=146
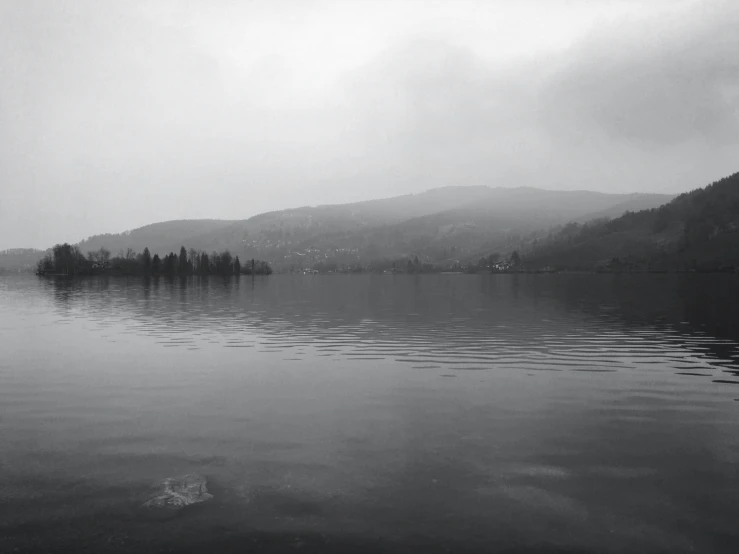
left=0, top=248, right=47, bottom=272
left=71, top=185, right=673, bottom=271
left=1, top=184, right=676, bottom=271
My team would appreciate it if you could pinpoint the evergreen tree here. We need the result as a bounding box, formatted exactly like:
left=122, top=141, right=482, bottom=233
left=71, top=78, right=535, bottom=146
left=142, top=247, right=152, bottom=273
left=178, top=246, right=188, bottom=274
left=163, top=253, right=176, bottom=274
left=219, top=250, right=233, bottom=275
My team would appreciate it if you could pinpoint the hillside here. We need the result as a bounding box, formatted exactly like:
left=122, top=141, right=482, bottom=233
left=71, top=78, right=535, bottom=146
left=524, top=172, right=739, bottom=271
left=71, top=186, right=672, bottom=271
left=0, top=249, right=48, bottom=273
left=572, top=194, right=679, bottom=223
left=77, top=219, right=237, bottom=256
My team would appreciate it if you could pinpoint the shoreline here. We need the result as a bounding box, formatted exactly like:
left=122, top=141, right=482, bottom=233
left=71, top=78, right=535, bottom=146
left=24, top=268, right=739, bottom=278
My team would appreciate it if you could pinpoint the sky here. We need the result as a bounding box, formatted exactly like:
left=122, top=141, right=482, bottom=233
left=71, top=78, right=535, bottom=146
left=1, top=0, right=737, bottom=249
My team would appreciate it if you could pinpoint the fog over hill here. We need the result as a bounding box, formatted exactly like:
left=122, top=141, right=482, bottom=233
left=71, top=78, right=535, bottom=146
left=64, top=185, right=672, bottom=271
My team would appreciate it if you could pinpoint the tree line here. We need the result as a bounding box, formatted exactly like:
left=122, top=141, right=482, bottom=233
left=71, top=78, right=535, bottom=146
left=305, top=251, right=524, bottom=274
left=36, top=244, right=272, bottom=276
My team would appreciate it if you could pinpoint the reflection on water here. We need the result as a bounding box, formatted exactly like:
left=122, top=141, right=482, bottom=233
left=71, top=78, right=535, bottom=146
left=0, top=274, right=738, bottom=553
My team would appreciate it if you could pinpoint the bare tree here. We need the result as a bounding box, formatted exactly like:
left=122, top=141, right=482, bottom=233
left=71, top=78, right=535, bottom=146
left=98, top=247, right=111, bottom=266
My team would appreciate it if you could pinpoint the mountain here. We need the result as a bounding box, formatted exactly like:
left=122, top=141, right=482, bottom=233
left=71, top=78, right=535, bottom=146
left=524, top=172, right=739, bottom=271
left=72, top=186, right=673, bottom=271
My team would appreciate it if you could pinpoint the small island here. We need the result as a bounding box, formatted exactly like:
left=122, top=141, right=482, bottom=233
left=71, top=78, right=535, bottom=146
left=36, top=245, right=272, bottom=277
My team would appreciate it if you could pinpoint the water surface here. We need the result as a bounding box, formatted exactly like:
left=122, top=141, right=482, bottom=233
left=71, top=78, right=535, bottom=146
left=1, top=274, right=738, bottom=553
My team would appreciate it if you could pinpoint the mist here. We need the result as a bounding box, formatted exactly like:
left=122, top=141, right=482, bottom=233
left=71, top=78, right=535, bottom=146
left=1, top=0, right=737, bottom=249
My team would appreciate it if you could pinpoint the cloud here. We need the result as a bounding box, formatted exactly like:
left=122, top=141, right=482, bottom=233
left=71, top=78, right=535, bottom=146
left=327, top=38, right=542, bottom=193
left=326, top=1, right=739, bottom=196
left=538, top=1, right=739, bottom=147
left=1, top=0, right=737, bottom=248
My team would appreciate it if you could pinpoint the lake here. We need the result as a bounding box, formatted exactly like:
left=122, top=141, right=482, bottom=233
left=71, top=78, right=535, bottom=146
left=1, top=273, right=738, bottom=553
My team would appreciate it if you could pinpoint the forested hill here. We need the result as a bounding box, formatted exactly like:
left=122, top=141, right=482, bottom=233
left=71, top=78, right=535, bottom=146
left=76, top=220, right=237, bottom=258
left=73, top=186, right=671, bottom=271
left=0, top=249, right=48, bottom=273
left=0, top=185, right=674, bottom=272
left=524, top=172, right=739, bottom=272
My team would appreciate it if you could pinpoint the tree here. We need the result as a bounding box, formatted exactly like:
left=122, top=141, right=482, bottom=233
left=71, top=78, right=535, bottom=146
left=142, top=247, right=152, bottom=273
left=178, top=246, right=188, bottom=274
left=189, top=248, right=198, bottom=274
left=98, top=247, right=111, bottom=266
left=52, top=243, right=85, bottom=275
left=509, top=250, right=521, bottom=266
left=257, top=260, right=272, bottom=275
left=162, top=253, right=175, bottom=274
left=86, top=247, right=110, bottom=268
left=218, top=250, right=233, bottom=274
left=36, top=254, right=53, bottom=273
left=233, top=256, right=241, bottom=275
left=152, top=254, right=161, bottom=274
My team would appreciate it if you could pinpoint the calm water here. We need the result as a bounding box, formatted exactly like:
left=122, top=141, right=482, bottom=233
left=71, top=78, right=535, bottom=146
left=1, top=274, right=738, bottom=553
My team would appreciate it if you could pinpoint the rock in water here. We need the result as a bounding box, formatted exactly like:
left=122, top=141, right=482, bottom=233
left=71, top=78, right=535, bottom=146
left=143, top=474, right=213, bottom=510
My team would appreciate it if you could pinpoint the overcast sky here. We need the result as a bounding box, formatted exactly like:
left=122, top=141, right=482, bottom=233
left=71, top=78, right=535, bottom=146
left=1, top=0, right=737, bottom=249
